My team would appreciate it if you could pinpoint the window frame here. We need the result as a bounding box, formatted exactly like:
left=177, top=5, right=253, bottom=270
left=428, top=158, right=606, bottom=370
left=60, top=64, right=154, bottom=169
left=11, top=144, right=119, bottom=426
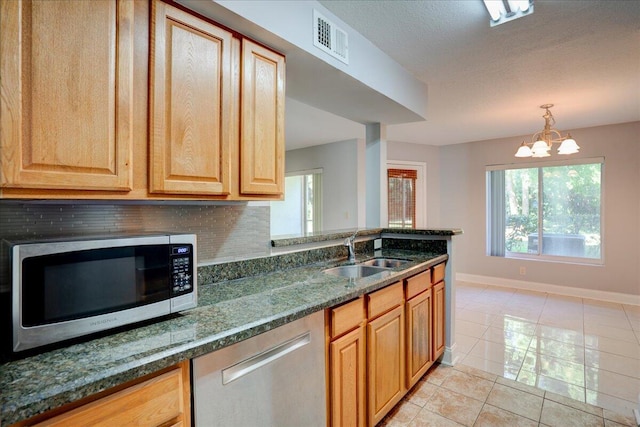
left=386, top=161, right=427, bottom=229
left=270, top=169, right=323, bottom=236
left=387, top=168, right=417, bottom=229
left=486, top=157, right=604, bottom=265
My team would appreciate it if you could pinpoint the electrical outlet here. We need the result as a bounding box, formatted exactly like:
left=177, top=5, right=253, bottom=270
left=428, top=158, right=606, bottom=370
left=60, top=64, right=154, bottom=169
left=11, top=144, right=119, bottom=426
left=519, top=266, right=526, bottom=276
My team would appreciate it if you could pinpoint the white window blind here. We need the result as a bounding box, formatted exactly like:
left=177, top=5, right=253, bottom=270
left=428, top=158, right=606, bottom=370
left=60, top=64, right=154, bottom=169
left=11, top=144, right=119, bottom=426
left=388, top=168, right=417, bottom=229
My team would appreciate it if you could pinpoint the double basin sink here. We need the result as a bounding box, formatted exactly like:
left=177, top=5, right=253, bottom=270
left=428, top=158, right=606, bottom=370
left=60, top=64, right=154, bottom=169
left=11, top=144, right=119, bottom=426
left=323, top=258, right=409, bottom=279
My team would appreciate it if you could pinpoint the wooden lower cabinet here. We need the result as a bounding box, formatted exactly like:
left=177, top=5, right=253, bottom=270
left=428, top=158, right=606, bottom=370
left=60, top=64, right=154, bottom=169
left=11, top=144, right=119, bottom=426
left=329, top=325, right=366, bottom=427
left=327, top=297, right=366, bottom=427
left=406, top=288, right=433, bottom=388
left=404, top=269, right=434, bottom=389
left=433, top=279, right=446, bottom=360
left=326, top=263, right=447, bottom=426
left=15, top=362, right=190, bottom=427
left=367, top=304, right=405, bottom=426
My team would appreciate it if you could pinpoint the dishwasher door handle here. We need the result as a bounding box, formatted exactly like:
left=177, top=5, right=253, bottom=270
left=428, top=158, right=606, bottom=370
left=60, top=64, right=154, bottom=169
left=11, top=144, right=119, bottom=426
left=222, top=331, right=311, bottom=385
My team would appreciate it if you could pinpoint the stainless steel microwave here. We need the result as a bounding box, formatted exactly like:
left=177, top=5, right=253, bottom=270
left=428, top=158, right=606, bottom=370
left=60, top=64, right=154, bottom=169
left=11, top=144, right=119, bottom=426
left=2, top=233, right=197, bottom=353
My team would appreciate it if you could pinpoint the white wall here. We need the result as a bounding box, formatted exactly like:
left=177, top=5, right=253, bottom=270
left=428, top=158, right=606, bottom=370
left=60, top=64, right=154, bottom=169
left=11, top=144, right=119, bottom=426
left=439, top=121, right=640, bottom=296
left=387, top=141, right=441, bottom=227
left=285, top=139, right=364, bottom=231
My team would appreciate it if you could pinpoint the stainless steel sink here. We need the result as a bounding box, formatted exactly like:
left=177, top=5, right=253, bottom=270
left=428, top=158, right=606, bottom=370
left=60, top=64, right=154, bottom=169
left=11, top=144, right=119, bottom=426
left=323, top=265, right=390, bottom=278
left=360, top=258, right=409, bottom=268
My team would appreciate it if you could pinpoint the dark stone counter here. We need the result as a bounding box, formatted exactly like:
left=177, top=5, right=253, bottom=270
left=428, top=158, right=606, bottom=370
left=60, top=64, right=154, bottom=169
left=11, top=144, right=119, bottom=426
left=270, top=227, right=463, bottom=247
left=0, top=249, right=448, bottom=426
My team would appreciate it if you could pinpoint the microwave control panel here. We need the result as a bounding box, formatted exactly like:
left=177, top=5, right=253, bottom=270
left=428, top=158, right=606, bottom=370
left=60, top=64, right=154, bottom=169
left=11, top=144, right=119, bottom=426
left=170, top=245, right=194, bottom=295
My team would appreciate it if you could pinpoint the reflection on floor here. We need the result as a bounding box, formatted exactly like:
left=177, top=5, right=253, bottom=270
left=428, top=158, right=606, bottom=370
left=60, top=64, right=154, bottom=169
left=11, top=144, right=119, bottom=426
left=380, top=281, right=640, bottom=426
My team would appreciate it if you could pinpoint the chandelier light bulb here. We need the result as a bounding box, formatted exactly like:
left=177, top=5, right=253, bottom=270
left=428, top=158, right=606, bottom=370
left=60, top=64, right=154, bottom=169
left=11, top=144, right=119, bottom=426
left=515, top=142, right=533, bottom=157
left=531, top=140, right=550, bottom=154
left=557, top=134, right=580, bottom=155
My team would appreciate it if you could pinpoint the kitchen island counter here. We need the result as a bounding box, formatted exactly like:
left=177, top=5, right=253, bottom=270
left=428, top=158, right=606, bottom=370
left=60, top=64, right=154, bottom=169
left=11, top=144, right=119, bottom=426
left=0, top=249, right=447, bottom=426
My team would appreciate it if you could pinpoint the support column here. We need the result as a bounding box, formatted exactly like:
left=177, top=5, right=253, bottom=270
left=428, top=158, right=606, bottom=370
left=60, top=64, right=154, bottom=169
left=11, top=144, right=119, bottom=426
left=441, top=237, right=459, bottom=366
left=365, top=123, right=387, bottom=228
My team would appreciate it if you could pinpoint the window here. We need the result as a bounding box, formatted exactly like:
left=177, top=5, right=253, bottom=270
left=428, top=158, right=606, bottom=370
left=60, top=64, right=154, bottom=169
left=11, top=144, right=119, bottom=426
left=270, top=171, right=322, bottom=236
left=487, top=158, right=603, bottom=261
left=388, top=168, right=417, bottom=229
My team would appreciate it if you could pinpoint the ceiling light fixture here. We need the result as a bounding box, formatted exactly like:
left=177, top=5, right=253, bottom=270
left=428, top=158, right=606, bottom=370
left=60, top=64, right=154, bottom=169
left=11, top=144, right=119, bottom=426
left=515, top=104, right=579, bottom=158
left=483, top=0, right=534, bottom=27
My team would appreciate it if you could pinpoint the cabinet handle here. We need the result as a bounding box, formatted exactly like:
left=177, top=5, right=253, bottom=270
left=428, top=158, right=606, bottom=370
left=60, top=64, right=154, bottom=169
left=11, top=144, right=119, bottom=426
left=222, top=332, right=311, bottom=384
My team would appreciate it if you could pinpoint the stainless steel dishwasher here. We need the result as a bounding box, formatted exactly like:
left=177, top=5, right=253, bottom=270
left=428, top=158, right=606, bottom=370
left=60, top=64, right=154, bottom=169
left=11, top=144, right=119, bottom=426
left=192, top=311, right=327, bottom=426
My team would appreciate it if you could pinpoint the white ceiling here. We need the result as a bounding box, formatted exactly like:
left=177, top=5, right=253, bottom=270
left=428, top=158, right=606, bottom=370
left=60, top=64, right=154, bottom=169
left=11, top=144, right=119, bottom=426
left=285, top=0, right=640, bottom=150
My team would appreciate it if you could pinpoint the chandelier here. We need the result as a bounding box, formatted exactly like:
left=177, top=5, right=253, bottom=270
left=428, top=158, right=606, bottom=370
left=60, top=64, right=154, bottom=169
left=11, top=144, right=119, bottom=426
left=515, top=104, right=580, bottom=158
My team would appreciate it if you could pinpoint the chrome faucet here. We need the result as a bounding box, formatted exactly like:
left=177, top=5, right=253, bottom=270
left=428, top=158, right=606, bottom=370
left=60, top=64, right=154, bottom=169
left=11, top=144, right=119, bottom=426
left=344, top=229, right=358, bottom=262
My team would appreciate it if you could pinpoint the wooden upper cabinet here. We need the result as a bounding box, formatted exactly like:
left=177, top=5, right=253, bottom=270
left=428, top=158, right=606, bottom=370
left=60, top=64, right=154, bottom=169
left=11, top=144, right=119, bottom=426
left=0, top=0, right=134, bottom=191
left=1, top=0, right=285, bottom=200
left=149, top=0, right=232, bottom=195
left=240, top=38, right=285, bottom=196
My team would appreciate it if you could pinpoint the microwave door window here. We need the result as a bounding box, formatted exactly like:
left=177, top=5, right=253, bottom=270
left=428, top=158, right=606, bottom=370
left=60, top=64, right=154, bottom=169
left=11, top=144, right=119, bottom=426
left=43, top=257, right=138, bottom=322
left=22, top=246, right=170, bottom=327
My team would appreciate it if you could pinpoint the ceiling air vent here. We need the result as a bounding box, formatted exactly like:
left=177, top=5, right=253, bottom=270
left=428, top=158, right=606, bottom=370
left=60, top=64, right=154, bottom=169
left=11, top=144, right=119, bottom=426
left=313, top=10, right=349, bottom=65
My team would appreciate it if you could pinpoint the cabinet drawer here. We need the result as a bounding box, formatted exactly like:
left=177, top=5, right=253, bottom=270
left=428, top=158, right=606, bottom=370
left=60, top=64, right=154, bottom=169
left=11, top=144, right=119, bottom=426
left=405, top=270, right=431, bottom=300
left=432, top=263, right=445, bottom=284
left=367, top=281, right=403, bottom=320
left=329, top=297, right=365, bottom=339
left=33, top=362, right=189, bottom=427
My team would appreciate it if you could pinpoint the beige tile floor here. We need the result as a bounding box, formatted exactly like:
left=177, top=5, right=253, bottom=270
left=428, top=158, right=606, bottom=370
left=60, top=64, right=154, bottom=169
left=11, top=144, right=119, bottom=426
left=380, top=281, right=640, bottom=426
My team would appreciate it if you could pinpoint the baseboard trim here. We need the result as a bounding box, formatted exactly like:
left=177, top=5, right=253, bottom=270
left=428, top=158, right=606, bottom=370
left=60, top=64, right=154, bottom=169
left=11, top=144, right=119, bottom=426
left=440, top=343, right=460, bottom=367
left=456, top=273, right=640, bottom=306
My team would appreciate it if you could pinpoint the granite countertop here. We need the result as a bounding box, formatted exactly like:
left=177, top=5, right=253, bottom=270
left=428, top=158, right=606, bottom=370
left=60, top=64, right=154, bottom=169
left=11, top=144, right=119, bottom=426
left=0, top=249, right=447, bottom=426
left=271, top=227, right=463, bottom=247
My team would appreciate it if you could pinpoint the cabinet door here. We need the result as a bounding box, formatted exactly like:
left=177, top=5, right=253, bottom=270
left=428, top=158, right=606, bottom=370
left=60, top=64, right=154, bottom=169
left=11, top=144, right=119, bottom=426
left=240, top=39, right=285, bottom=196
left=1, top=0, right=133, bottom=191
left=367, top=305, right=405, bottom=426
left=406, top=289, right=433, bottom=388
left=150, top=0, right=232, bottom=195
left=433, top=280, right=446, bottom=359
left=329, top=326, right=366, bottom=427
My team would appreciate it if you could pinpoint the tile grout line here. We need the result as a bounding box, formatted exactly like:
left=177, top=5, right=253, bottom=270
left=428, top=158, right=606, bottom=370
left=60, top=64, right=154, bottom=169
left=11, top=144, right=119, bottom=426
left=457, top=284, right=639, bottom=426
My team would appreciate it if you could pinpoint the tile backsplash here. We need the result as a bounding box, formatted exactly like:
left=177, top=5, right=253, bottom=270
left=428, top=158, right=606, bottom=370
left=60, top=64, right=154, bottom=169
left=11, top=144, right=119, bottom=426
left=0, top=201, right=271, bottom=290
